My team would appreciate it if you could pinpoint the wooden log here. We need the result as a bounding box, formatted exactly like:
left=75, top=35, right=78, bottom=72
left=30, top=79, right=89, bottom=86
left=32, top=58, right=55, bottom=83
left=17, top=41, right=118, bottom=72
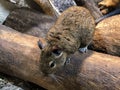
left=33, top=0, right=60, bottom=18
left=0, top=25, right=120, bottom=90
left=90, top=15, right=120, bottom=56
left=4, top=8, right=55, bottom=38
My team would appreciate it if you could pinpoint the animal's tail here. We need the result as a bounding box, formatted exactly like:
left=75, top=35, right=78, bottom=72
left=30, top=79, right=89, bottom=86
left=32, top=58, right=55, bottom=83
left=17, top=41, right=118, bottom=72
left=95, top=9, right=120, bottom=24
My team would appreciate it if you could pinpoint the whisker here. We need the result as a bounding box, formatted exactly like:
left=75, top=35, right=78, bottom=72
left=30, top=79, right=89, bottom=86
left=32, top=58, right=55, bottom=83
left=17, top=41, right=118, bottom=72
left=49, top=74, right=63, bottom=85
left=55, top=75, right=64, bottom=81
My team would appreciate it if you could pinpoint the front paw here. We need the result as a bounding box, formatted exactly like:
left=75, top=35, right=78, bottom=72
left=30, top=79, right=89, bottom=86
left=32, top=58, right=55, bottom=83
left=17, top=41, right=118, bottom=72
left=79, top=46, right=88, bottom=53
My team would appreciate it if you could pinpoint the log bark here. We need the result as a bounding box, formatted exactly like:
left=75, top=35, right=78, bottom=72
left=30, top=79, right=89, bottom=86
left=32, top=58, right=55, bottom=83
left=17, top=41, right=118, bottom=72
left=90, top=15, right=120, bottom=56
left=0, top=25, right=120, bottom=90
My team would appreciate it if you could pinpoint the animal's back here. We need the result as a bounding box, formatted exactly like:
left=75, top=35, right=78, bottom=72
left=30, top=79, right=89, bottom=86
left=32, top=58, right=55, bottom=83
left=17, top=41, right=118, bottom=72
left=47, top=6, right=95, bottom=53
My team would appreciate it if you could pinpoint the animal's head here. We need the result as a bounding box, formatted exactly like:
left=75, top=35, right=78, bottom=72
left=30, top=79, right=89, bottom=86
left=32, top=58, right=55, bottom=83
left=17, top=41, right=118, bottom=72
left=38, top=39, right=68, bottom=75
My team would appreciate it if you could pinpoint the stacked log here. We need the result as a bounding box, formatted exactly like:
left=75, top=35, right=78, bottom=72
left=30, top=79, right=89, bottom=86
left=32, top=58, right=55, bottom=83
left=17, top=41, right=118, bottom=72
left=91, top=15, right=120, bottom=56
left=0, top=23, right=120, bottom=90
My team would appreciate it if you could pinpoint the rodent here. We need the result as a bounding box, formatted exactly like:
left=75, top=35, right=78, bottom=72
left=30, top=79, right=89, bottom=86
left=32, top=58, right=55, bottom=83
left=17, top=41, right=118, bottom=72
left=4, top=8, right=55, bottom=38
left=38, top=6, right=95, bottom=75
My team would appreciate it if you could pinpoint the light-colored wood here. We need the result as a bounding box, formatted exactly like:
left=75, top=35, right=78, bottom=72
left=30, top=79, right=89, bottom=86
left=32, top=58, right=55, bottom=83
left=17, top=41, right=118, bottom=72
left=91, top=15, right=120, bottom=56
left=0, top=25, right=120, bottom=90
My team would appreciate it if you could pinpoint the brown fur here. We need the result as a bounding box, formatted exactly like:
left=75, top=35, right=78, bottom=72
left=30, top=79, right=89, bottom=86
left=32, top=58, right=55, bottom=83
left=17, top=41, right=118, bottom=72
left=39, top=6, right=95, bottom=75
left=46, top=6, right=95, bottom=53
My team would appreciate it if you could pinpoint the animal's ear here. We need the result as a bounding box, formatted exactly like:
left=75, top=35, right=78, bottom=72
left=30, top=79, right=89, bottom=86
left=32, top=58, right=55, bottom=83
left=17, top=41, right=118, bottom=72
left=38, top=38, right=47, bottom=49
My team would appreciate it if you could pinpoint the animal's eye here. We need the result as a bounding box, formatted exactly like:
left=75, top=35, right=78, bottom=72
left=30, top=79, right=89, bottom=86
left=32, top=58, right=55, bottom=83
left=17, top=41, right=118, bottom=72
left=49, top=61, right=56, bottom=68
left=52, top=49, right=63, bottom=56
